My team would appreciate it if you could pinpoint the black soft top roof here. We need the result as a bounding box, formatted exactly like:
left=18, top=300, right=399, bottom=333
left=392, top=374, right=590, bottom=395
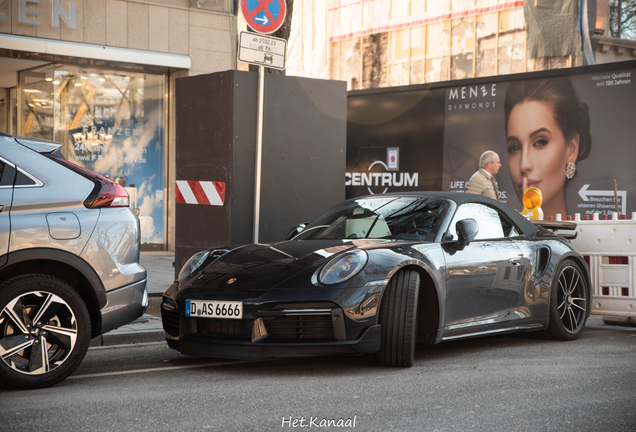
left=360, top=191, right=540, bottom=236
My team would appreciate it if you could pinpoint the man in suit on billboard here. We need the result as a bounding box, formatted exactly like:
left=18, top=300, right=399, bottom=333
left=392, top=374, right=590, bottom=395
left=466, top=151, right=501, bottom=200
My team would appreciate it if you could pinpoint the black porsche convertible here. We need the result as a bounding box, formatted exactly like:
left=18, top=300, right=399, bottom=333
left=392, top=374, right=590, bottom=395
left=161, top=192, right=589, bottom=367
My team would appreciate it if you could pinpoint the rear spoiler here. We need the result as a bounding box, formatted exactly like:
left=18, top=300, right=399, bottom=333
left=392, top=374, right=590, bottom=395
left=15, top=137, right=64, bottom=157
left=531, top=220, right=577, bottom=240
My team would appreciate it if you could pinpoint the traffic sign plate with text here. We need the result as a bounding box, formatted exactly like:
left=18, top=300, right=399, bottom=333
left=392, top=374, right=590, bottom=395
left=238, top=32, right=287, bottom=70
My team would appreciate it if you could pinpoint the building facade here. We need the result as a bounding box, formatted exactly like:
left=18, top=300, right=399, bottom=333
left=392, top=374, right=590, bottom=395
left=286, top=0, right=636, bottom=90
left=0, top=0, right=238, bottom=251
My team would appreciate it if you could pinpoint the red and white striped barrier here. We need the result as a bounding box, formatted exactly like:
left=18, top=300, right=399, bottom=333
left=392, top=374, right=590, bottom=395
left=175, top=181, right=225, bottom=206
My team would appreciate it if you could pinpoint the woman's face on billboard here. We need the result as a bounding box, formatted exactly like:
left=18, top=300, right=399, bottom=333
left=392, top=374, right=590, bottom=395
left=506, top=100, right=579, bottom=215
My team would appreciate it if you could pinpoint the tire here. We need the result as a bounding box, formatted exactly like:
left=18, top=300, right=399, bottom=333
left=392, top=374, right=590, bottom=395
left=543, top=260, right=589, bottom=341
left=0, top=275, right=91, bottom=390
left=377, top=269, right=420, bottom=367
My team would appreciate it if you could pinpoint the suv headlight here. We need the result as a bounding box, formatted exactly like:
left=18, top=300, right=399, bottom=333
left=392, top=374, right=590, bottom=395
left=178, top=250, right=210, bottom=281
left=319, top=250, right=368, bottom=285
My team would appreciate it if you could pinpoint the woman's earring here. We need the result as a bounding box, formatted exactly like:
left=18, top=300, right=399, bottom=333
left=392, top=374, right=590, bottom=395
left=566, top=162, right=576, bottom=179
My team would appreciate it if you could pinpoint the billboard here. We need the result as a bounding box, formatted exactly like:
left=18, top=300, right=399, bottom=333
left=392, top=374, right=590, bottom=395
left=443, top=67, right=636, bottom=218
left=346, top=87, right=446, bottom=199
left=347, top=61, right=636, bottom=219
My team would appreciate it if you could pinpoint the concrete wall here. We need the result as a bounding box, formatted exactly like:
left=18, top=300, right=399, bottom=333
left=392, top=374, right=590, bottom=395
left=0, top=0, right=235, bottom=69
left=593, top=36, right=636, bottom=64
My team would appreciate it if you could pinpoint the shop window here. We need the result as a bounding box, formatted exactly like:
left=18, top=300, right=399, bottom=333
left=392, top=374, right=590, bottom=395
left=20, top=65, right=167, bottom=246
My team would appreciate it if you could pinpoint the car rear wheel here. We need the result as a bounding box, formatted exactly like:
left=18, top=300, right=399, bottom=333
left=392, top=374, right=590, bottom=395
left=377, top=269, right=420, bottom=367
left=0, top=275, right=91, bottom=390
left=544, top=260, right=588, bottom=341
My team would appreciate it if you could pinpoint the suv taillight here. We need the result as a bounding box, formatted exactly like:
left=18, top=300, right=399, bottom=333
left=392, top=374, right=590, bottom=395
left=84, top=179, right=130, bottom=209
left=47, top=155, right=130, bottom=209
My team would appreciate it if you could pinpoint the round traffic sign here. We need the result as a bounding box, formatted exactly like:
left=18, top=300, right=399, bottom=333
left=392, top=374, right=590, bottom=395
left=240, top=0, right=287, bottom=34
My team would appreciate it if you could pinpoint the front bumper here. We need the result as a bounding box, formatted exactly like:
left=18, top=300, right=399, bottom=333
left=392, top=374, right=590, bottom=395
left=101, top=279, right=148, bottom=334
left=161, top=290, right=382, bottom=360
left=161, top=271, right=386, bottom=360
left=165, top=324, right=381, bottom=360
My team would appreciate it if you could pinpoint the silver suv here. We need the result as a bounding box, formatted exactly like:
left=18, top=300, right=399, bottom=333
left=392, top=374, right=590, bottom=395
left=0, top=133, right=147, bottom=389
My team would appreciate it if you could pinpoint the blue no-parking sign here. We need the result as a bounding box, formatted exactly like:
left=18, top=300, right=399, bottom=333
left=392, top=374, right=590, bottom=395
left=240, top=0, right=286, bottom=34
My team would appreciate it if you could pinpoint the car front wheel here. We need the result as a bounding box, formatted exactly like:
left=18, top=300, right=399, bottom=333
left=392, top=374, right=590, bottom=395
left=0, top=275, right=91, bottom=390
left=377, top=269, right=420, bottom=367
left=544, top=260, right=589, bottom=341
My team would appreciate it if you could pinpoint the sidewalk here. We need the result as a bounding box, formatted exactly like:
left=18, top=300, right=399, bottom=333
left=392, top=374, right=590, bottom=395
left=89, top=251, right=174, bottom=347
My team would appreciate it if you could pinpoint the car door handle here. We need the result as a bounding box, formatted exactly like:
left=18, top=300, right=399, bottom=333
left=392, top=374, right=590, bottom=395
left=509, top=257, right=522, bottom=265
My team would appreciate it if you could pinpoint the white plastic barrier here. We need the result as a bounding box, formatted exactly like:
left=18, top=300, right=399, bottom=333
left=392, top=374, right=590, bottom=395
left=564, top=212, right=636, bottom=317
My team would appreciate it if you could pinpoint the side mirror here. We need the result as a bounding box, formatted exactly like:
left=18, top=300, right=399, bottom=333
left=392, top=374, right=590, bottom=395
left=285, top=223, right=308, bottom=240
left=456, top=218, right=479, bottom=246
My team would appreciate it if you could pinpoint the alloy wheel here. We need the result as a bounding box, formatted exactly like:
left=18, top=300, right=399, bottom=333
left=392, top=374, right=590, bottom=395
left=556, top=266, right=587, bottom=334
left=0, top=291, right=78, bottom=376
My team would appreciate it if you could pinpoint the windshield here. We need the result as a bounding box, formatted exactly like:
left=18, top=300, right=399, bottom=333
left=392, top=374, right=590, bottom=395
left=295, top=197, right=449, bottom=242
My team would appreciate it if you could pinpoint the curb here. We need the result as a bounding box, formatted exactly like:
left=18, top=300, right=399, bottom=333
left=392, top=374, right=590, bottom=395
left=90, top=329, right=165, bottom=347
left=90, top=313, right=165, bottom=348
left=89, top=329, right=166, bottom=348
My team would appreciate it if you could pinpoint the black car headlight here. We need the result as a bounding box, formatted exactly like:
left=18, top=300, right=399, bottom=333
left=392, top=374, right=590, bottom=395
left=319, top=250, right=368, bottom=285
left=178, top=250, right=210, bottom=281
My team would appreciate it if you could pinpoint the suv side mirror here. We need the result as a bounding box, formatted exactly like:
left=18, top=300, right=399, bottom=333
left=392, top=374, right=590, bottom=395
left=456, top=218, right=479, bottom=246
left=285, top=223, right=308, bottom=240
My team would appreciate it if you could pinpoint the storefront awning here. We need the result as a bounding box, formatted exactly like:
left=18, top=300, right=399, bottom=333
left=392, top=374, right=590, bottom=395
left=0, top=34, right=191, bottom=69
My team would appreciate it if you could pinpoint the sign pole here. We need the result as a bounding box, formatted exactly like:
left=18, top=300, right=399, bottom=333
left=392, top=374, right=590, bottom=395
left=240, top=0, right=287, bottom=243
left=253, top=65, right=265, bottom=243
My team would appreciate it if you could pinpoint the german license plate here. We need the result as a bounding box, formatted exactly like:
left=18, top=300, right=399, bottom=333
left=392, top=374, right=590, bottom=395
left=185, top=300, right=243, bottom=319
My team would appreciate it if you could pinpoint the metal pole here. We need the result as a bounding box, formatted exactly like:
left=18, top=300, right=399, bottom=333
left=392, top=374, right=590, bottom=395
left=253, top=65, right=265, bottom=243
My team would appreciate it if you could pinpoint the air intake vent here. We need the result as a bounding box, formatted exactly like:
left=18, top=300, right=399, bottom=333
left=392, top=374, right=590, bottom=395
left=197, top=318, right=251, bottom=339
left=536, top=247, right=551, bottom=277
left=265, top=315, right=335, bottom=340
left=161, top=306, right=181, bottom=338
